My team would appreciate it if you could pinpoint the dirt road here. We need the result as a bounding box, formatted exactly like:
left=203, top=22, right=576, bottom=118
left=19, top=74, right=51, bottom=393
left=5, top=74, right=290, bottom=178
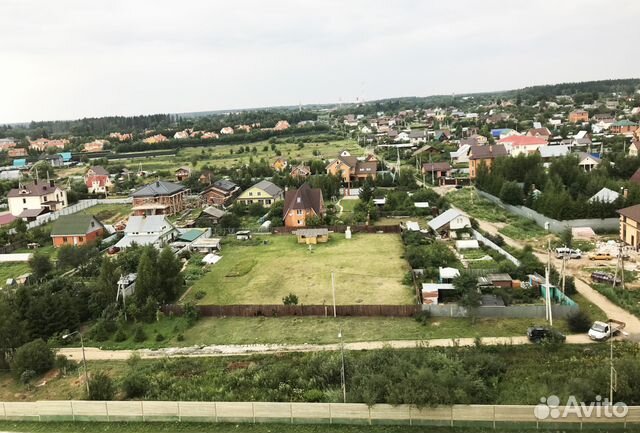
left=58, top=334, right=596, bottom=361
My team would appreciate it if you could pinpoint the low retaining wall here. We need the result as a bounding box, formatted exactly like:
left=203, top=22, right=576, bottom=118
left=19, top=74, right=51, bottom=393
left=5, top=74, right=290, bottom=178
left=477, top=190, right=619, bottom=233
left=1, top=401, right=636, bottom=427
left=163, top=304, right=421, bottom=318
left=422, top=304, right=579, bottom=319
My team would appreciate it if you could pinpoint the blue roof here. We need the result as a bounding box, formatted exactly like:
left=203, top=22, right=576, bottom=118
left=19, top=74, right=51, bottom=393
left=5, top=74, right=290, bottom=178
left=13, top=159, right=26, bottom=167
left=490, top=128, right=511, bottom=138
left=58, top=152, right=72, bottom=162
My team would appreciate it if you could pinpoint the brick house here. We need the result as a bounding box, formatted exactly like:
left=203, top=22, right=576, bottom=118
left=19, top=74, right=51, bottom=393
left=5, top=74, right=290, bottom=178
left=610, top=120, right=639, bottom=135
left=422, top=162, right=452, bottom=180
left=468, top=145, right=507, bottom=179
left=28, top=138, right=68, bottom=152
left=568, top=110, right=589, bottom=123
left=83, top=139, right=107, bottom=152
left=200, top=179, right=241, bottom=207
left=325, top=151, right=377, bottom=183
left=84, top=166, right=113, bottom=194
left=8, top=148, right=27, bottom=157
left=51, top=214, right=105, bottom=248
left=283, top=183, right=325, bottom=228
left=131, top=180, right=188, bottom=216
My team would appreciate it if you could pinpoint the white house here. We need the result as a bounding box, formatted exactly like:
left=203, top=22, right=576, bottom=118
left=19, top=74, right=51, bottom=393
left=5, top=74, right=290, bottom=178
left=394, top=131, right=410, bottom=142
left=578, top=153, right=601, bottom=172
left=115, top=215, right=178, bottom=249
left=498, top=136, right=548, bottom=157
left=427, top=209, right=471, bottom=237
left=450, top=144, right=471, bottom=164
left=7, top=180, right=68, bottom=218
left=629, top=140, right=640, bottom=157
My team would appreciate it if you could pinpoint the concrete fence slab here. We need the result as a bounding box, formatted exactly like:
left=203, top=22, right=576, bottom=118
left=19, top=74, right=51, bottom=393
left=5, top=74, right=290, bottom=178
left=291, top=402, right=331, bottom=424
left=177, top=401, right=216, bottom=422
left=215, top=402, right=254, bottom=423
left=370, top=404, right=411, bottom=425
left=253, top=402, right=292, bottom=423
left=142, top=401, right=179, bottom=421
left=106, top=401, right=143, bottom=421
left=329, top=403, right=370, bottom=425
left=37, top=401, right=73, bottom=421
left=70, top=401, right=109, bottom=421
left=4, top=402, right=39, bottom=421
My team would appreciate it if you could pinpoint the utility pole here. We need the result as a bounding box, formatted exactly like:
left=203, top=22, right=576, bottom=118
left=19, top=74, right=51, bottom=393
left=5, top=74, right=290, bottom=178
left=338, top=326, right=346, bottom=403
left=613, top=243, right=625, bottom=290
left=545, top=239, right=553, bottom=326
left=331, top=272, right=337, bottom=318
left=610, top=332, right=617, bottom=404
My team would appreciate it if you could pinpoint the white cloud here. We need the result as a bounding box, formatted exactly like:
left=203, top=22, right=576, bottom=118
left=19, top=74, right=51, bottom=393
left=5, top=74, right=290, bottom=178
left=0, top=0, right=638, bottom=122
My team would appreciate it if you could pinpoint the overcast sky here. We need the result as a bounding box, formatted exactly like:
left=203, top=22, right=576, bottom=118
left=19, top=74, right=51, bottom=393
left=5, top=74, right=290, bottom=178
left=1, top=0, right=638, bottom=123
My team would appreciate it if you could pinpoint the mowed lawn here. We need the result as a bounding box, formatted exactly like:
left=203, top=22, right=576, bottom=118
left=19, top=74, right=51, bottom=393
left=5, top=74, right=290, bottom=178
left=189, top=233, right=412, bottom=305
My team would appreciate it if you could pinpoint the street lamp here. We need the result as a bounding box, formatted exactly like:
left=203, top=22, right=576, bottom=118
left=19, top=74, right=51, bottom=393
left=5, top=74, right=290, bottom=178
left=338, top=326, right=346, bottom=403
left=62, top=331, right=89, bottom=395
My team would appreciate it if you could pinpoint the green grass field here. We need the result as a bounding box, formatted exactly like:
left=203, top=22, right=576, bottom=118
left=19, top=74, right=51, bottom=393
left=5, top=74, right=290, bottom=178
left=186, top=233, right=412, bottom=305
left=83, top=315, right=569, bottom=349
left=0, top=261, right=30, bottom=283
left=79, top=203, right=132, bottom=224
left=447, top=188, right=515, bottom=223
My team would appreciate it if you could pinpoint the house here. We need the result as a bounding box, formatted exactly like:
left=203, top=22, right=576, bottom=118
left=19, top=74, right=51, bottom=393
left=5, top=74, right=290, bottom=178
left=411, top=144, right=439, bottom=158
left=539, top=145, right=571, bottom=161
left=468, top=145, right=507, bottom=179
left=577, top=153, right=600, bottom=172
left=274, top=120, right=290, bottom=131
left=39, top=154, right=64, bottom=167
left=469, top=133, right=488, bottom=145
left=617, top=204, right=640, bottom=249
left=271, top=157, right=288, bottom=172
left=84, top=166, right=113, bottom=194
left=589, top=187, right=620, bottom=204
left=83, top=139, right=107, bottom=152
left=486, top=113, right=511, bottom=124
left=199, top=206, right=227, bottom=224
left=628, top=140, right=640, bottom=157
left=611, top=120, right=639, bottom=135
left=220, top=127, right=234, bottom=135
left=283, top=183, right=325, bottom=227
left=394, top=131, right=410, bottom=142
left=131, top=180, right=188, bottom=216
left=198, top=170, right=213, bottom=185
left=630, top=168, right=640, bottom=185
left=421, top=162, right=452, bottom=180
left=175, top=166, right=191, bottom=181
left=115, top=215, right=178, bottom=249
left=293, top=228, right=329, bottom=244
left=433, top=130, right=451, bottom=142
left=325, top=152, right=377, bottom=183
left=526, top=127, right=552, bottom=141
left=109, top=132, right=133, bottom=141
left=7, top=180, right=68, bottom=218
left=236, top=180, right=284, bottom=207
left=173, top=130, right=190, bottom=140
left=427, top=209, right=471, bottom=237
left=51, top=214, right=105, bottom=248
left=290, top=164, right=311, bottom=179
left=8, top=148, right=27, bottom=158
left=0, top=138, right=16, bottom=151
left=201, top=179, right=241, bottom=207
left=190, top=237, right=222, bottom=253
left=569, top=110, right=589, bottom=123
left=490, top=128, right=517, bottom=139
left=28, top=138, right=68, bottom=151
left=142, top=134, right=168, bottom=144
left=0, top=212, right=16, bottom=227
left=450, top=144, right=471, bottom=164
left=498, top=135, right=548, bottom=157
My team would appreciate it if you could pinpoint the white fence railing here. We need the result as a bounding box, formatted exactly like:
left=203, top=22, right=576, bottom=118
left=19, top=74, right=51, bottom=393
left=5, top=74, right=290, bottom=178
left=24, top=198, right=132, bottom=230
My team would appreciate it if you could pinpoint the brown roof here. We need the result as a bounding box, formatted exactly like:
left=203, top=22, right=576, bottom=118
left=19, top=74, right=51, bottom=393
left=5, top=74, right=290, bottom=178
left=422, top=162, right=452, bottom=172
left=283, top=183, right=324, bottom=218
left=630, top=168, right=640, bottom=185
left=338, top=155, right=358, bottom=167
left=355, top=161, right=377, bottom=175
left=618, top=204, right=640, bottom=222
left=89, top=166, right=109, bottom=176
left=7, top=181, right=60, bottom=198
left=468, top=145, right=507, bottom=160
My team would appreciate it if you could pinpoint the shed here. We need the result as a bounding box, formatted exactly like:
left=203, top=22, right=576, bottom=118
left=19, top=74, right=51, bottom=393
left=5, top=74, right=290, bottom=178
left=190, top=238, right=222, bottom=253
left=421, top=283, right=455, bottom=305
left=438, top=266, right=460, bottom=283
left=236, top=230, right=252, bottom=240
left=293, top=228, right=329, bottom=245
left=455, top=239, right=479, bottom=250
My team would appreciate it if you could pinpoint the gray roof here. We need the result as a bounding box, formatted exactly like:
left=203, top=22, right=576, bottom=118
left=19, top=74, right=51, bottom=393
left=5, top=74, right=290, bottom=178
left=131, top=180, right=185, bottom=197
left=427, top=208, right=465, bottom=231
left=203, top=206, right=227, bottom=218
left=124, top=215, right=175, bottom=234
left=212, top=179, right=238, bottom=192
left=252, top=180, right=283, bottom=197
left=539, top=145, right=570, bottom=159
left=589, top=187, right=620, bottom=204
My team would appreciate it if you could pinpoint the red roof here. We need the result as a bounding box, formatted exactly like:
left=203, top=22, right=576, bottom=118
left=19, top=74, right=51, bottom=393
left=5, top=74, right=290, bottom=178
left=0, top=213, right=16, bottom=226
left=497, top=136, right=548, bottom=146
left=85, top=175, right=109, bottom=188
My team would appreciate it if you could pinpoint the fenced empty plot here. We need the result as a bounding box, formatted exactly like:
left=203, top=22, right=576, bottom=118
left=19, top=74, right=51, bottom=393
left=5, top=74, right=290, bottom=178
left=188, top=233, right=412, bottom=305
left=1, top=401, right=638, bottom=429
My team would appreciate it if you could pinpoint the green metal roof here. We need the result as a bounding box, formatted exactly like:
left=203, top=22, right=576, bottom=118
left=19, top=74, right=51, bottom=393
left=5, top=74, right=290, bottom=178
left=613, top=119, right=638, bottom=126
left=177, top=229, right=205, bottom=242
left=51, top=214, right=103, bottom=236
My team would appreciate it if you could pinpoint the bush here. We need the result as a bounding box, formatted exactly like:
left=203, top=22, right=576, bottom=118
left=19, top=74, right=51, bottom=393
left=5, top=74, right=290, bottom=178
left=89, top=320, right=117, bottom=342
left=176, top=333, right=185, bottom=342
left=88, top=371, right=115, bottom=400
left=567, top=310, right=592, bottom=333
left=11, top=339, right=55, bottom=378
left=282, top=293, right=299, bottom=305
left=194, top=290, right=206, bottom=300
left=113, top=328, right=127, bottom=342
left=54, top=355, right=75, bottom=374
left=121, top=370, right=149, bottom=398
left=414, top=310, right=431, bottom=326
left=155, top=333, right=165, bottom=342
left=133, top=326, right=147, bottom=343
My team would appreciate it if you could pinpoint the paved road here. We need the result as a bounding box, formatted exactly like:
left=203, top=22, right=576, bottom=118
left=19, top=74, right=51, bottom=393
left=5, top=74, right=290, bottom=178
left=58, top=334, right=597, bottom=361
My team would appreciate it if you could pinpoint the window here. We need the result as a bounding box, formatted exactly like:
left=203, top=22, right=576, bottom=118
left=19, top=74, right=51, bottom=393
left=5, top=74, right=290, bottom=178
left=22, top=198, right=26, bottom=204
left=257, top=192, right=262, bottom=196
left=266, top=200, right=271, bottom=204
left=297, top=220, right=302, bottom=225
left=249, top=192, right=253, bottom=196
left=79, top=237, right=84, bottom=242
left=297, top=209, right=303, bottom=215
left=62, top=237, right=67, bottom=242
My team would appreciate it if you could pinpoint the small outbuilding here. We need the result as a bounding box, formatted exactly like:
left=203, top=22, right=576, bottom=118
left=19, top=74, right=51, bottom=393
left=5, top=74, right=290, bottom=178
left=293, top=228, right=329, bottom=244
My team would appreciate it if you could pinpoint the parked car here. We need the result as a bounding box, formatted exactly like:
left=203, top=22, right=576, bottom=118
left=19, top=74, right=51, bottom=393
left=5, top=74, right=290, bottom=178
left=589, top=252, right=613, bottom=261
left=590, top=271, right=621, bottom=285
left=107, top=246, right=121, bottom=255
left=527, top=327, right=566, bottom=343
left=588, top=320, right=626, bottom=341
left=555, top=247, right=582, bottom=259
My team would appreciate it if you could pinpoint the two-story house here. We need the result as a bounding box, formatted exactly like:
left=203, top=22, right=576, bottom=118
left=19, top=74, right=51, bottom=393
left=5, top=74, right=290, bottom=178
left=283, top=183, right=325, bottom=228
left=201, top=179, right=241, bottom=207
left=7, top=180, right=68, bottom=219
left=115, top=215, right=178, bottom=249
left=236, top=180, right=284, bottom=207
left=84, top=166, right=113, bottom=194
left=468, top=145, right=507, bottom=179
left=325, top=151, right=377, bottom=183
left=131, top=180, right=188, bottom=216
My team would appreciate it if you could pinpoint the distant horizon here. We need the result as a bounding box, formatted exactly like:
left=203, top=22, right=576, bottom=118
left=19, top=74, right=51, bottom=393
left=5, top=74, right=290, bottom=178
left=2, top=76, right=638, bottom=127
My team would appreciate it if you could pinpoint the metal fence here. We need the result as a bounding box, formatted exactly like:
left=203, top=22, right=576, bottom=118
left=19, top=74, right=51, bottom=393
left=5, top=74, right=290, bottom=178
left=1, top=401, right=638, bottom=428
left=472, top=229, right=521, bottom=266
left=272, top=224, right=402, bottom=234
left=476, top=190, right=619, bottom=233
left=163, top=304, right=420, bottom=318
left=422, top=304, right=579, bottom=319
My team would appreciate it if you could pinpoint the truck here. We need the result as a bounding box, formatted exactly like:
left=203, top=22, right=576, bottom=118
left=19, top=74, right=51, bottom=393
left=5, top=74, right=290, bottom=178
left=588, top=319, right=626, bottom=341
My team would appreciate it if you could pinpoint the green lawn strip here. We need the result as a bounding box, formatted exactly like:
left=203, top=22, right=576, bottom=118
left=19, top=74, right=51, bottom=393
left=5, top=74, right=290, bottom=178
left=591, top=282, right=640, bottom=319
left=78, top=316, right=568, bottom=349
left=339, top=198, right=360, bottom=213
left=0, top=261, right=31, bottom=282
left=0, top=421, right=575, bottom=433
left=446, top=189, right=515, bottom=223
left=186, top=233, right=412, bottom=305
left=79, top=203, right=132, bottom=223
left=571, top=293, right=608, bottom=322
left=498, top=219, right=547, bottom=241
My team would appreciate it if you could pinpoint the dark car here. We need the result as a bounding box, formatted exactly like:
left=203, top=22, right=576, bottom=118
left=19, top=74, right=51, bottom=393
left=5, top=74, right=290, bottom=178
left=590, top=271, right=621, bottom=285
left=527, top=327, right=566, bottom=343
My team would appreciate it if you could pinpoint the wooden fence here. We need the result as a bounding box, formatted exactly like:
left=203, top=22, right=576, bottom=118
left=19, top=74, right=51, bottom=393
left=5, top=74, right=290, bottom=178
left=162, top=304, right=420, bottom=318
left=272, top=224, right=402, bottom=234
left=1, top=401, right=637, bottom=428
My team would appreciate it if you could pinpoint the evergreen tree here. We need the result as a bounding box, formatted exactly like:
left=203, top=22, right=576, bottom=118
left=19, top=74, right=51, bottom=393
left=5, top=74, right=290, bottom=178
left=156, top=247, right=182, bottom=303
left=135, top=247, right=158, bottom=305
